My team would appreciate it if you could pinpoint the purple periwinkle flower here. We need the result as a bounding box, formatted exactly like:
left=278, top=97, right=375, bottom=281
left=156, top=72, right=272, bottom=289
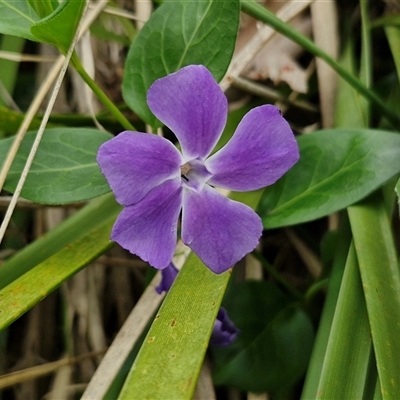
left=155, top=262, right=178, bottom=294
left=97, top=65, right=299, bottom=274
left=210, top=308, right=240, bottom=347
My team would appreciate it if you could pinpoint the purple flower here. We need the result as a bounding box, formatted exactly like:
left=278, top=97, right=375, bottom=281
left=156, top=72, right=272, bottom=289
left=97, top=65, right=299, bottom=274
left=155, top=262, right=178, bottom=294
left=155, top=263, right=239, bottom=346
left=210, top=308, right=240, bottom=347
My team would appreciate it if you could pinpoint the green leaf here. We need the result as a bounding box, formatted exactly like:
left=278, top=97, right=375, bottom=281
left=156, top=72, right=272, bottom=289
left=258, top=129, right=400, bottom=229
left=0, top=36, right=26, bottom=108
left=372, top=14, right=400, bottom=29
left=117, top=190, right=263, bottom=399
left=212, top=281, right=314, bottom=393
left=301, top=218, right=352, bottom=398
left=314, top=243, right=376, bottom=398
left=0, top=217, right=115, bottom=332
left=0, top=193, right=120, bottom=290
left=0, top=0, right=39, bottom=40
left=385, top=25, right=400, bottom=85
left=334, top=38, right=368, bottom=129
left=122, top=0, right=240, bottom=127
left=27, top=0, right=54, bottom=19
left=0, top=128, right=112, bottom=204
left=30, top=0, right=86, bottom=53
left=348, top=191, right=400, bottom=398
left=118, top=252, right=231, bottom=399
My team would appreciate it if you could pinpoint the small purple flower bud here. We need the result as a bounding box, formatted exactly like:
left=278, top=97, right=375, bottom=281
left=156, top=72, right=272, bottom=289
left=155, top=263, right=179, bottom=294
left=210, top=307, right=240, bottom=347
left=154, top=264, right=239, bottom=346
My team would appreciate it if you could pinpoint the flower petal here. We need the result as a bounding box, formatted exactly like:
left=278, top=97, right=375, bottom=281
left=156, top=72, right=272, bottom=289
left=210, top=308, right=240, bottom=346
left=155, top=263, right=179, bottom=294
left=111, top=179, right=182, bottom=269
left=182, top=185, right=262, bottom=274
left=147, top=65, right=228, bottom=160
left=206, top=105, right=299, bottom=191
left=97, top=131, right=181, bottom=206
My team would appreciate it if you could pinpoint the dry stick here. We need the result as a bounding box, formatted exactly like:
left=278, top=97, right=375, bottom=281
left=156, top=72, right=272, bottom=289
left=285, top=228, right=322, bottom=278
left=0, top=350, right=106, bottom=390
left=101, top=5, right=142, bottom=21
left=0, top=51, right=56, bottom=62
left=0, top=0, right=108, bottom=245
left=310, top=1, right=339, bottom=128
left=135, top=0, right=152, bottom=30
left=220, top=0, right=315, bottom=92
left=0, top=2, right=90, bottom=244
left=81, top=272, right=164, bottom=399
left=0, top=79, right=21, bottom=111
left=231, top=75, right=318, bottom=113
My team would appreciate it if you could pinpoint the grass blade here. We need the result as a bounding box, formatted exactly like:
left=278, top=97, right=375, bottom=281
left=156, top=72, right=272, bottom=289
left=348, top=191, right=400, bottom=398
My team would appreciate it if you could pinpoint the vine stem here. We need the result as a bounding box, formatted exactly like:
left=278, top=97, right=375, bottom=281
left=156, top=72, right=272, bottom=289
left=252, top=250, right=304, bottom=302
left=240, top=0, right=400, bottom=130
left=70, top=52, right=136, bottom=131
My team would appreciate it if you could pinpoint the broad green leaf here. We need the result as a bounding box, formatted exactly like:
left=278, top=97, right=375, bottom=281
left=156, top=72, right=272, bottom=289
left=258, top=129, right=400, bottom=229
left=0, top=0, right=39, bottom=40
left=30, top=0, right=86, bottom=53
left=348, top=191, right=400, bottom=398
left=118, top=190, right=264, bottom=399
left=212, top=281, right=314, bottom=393
left=122, top=0, right=240, bottom=127
left=0, top=128, right=112, bottom=204
left=0, top=217, right=115, bottom=332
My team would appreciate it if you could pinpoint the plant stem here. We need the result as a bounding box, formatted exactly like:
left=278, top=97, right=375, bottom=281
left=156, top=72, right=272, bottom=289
left=240, top=0, right=400, bottom=130
left=252, top=250, right=304, bottom=301
left=70, top=52, right=136, bottom=131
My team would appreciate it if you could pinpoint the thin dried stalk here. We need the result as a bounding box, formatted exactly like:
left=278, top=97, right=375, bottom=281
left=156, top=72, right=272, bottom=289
left=285, top=228, right=322, bottom=278
left=310, top=1, right=339, bottom=128
left=193, top=357, right=216, bottom=400
left=81, top=272, right=164, bottom=399
left=0, top=352, right=105, bottom=390
left=0, top=0, right=107, bottom=246
left=220, top=0, right=315, bottom=91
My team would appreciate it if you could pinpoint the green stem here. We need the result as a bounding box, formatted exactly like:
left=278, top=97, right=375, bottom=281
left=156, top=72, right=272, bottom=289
left=360, top=0, right=372, bottom=124
left=70, top=52, right=136, bottom=131
left=240, top=0, right=400, bottom=130
left=360, top=0, right=372, bottom=89
left=252, top=250, right=304, bottom=301
left=304, top=278, right=328, bottom=302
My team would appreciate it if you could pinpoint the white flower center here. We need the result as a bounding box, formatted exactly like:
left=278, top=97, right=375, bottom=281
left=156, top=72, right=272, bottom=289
left=180, top=159, right=212, bottom=192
